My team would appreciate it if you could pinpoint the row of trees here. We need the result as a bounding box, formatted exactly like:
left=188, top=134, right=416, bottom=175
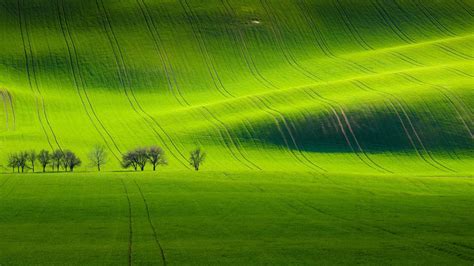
left=8, top=149, right=81, bottom=173
left=121, top=146, right=167, bottom=171
left=6, top=146, right=206, bottom=173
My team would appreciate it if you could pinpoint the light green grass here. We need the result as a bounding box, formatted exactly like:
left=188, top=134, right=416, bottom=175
left=1, top=171, right=473, bottom=265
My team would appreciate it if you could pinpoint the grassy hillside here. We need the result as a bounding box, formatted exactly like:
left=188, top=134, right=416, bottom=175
left=1, top=172, right=474, bottom=264
left=0, top=0, right=472, bottom=173
left=0, top=1, right=473, bottom=264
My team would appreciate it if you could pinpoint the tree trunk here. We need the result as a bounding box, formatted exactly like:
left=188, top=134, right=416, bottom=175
left=153, top=164, right=156, bottom=171
left=43, top=165, right=46, bottom=172
left=97, top=164, right=100, bottom=172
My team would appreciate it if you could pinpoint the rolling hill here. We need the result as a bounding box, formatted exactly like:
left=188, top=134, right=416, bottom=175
left=0, top=0, right=472, bottom=173
left=0, top=0, right=473, bottom=264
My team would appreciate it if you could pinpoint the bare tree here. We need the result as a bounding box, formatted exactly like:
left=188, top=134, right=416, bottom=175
left=64, top=150, right=81, bottom=172
left=38, top=150, right=51, bottom=172
left=7, top=153, right=19, bottom=173
left=189, top=148, right=206, bottom=171
left=147, top=146, right=167, bottom=171
left=122, top=151, right=138, bottom=171
left=89, top=145, right=107, bottom=172
left=52, top=149, right=63, bottom=172
left=28, top=150, right=37, bottom=172
left=17, top=151, right=29, bottom=173
left=61, top=150, right=72, bottom=171
left=135, top=148, right=148, bottom=171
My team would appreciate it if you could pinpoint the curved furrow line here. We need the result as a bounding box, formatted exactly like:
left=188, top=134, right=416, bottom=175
left=5, top=91, right=15, bottom=130
left=351, top=80, right=453, bottom=172
left=333, top=0, right=373, bottom=50
left=365, top=46, right=473, bottom=127
left=253, top=95, right=327, bottom=173
left=136, top=0, right=188, bottom=106
left=302, top=88, right=391, bottom=173
left=297, top=0, right=376, bottom=75
left=202, top=106, right=261, bottom=170
left=134, top=180, right=167, bottom=266
left=259, top=0, right=322, bottom=82
left=137, top=0, right=260, bottom=170
left=447, top=67, right=474, bottom=78
left=413, top=1, right=456, bottom=37
left=221, top=0, right=280, bottom=91
left=294, top=0, right=333, bottom=59
left=390, top=51, right=424, bottom=67
left=139, top=1, right=260, bottom=170
left=120, top=179, right=133, bottom=266
left=371, top=0, right=414, bottom=44
left=56, top=0, right=122, bottom=162
left=397, top=72, right=473, bottom=137
left=456, top=0, right=473, bottom=16
left=195, top=107, right=254, bottom=170
left=17, top=0, right=56, bottom=151
left=434, top=44, right=473, bottom=60
left=219, top=0, right=322, bottom=168
left=1, top=92, right=9, bottom=130
left=96, top=0, right=190, bottom=168
left=243, top=94, right=322, bottom=171
left=396, top=73, right=459, bottom=172
left=178, top=0, right=234, bottom=98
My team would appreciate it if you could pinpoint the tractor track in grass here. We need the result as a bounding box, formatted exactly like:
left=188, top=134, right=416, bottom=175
left=253, top=95, right=326, bottom=173
left=137, top=2, right=261, bottom=170
left=221, top=0, right=280, bottom=91
left=333, top=0, right=373, bottom=50
left=447, top=67, right=474, bottom=78
left=179, top=0, right=234, bottom=98
left=434, top=44, right=473, bottom=60
left=6, top=91, right=15, bottom=130
left=297, top=197, right=474, bottom=262
left=395, top=72, right=473, bottom=139
left=17, top=0, right=61, bottom=151
left=134, top=180, right=166, bottom=266
left=135, top=0, right=188, bottom=107
left=365, top=47, right=473, bottom=133
left=0, top=89, right=15, bottom=130
left=220, top=0, right=324, bottom=170
left=259, top=0, right=322, bottom=82
left=96, top=0, right=190, bottom=168
left=250, top=95, right=319, bottom=171
left=456, top=0, right=473, bottom=16
left=296, top=0, right=376, bottom=76
left=120, top=179, right=133, bottom=266
left=301, top=88, right=390, bottom=173
left=414, top=1, right=456, bottom=37
left=56, top=0, right=122, bottom=162
left=392, top=1, right=471, bottom=62
left=351, top=80, right=455, bottom=172
left=1, top=91, right=9, bottom=130
left=201, top=106, right=261, bottom=170
left=195, top=107, right=254, bottom=170
left=393, top=73, right=458, bottom=172
left=371, top=0, right=414, bottom=44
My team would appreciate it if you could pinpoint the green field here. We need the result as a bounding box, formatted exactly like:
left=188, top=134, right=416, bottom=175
left=0, top=0, right=473, bottom=264
left=1, top=172, right=474, bottom=264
